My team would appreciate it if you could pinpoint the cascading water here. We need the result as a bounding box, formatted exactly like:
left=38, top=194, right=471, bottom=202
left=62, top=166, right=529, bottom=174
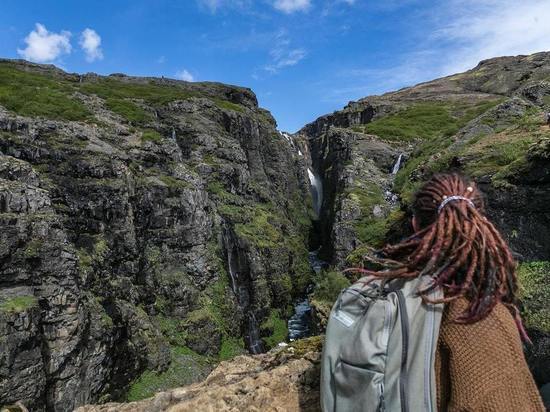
left=391, top=153, right=404, bottom=174
left=223, top=229, right=263, bottom=354
left=308, top=168, right=323, bottom=220
left=286, top=168, right=328, bottom=342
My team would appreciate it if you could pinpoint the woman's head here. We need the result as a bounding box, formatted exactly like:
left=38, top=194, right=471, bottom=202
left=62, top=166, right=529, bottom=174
left=354, top=173, right=522, bottom=328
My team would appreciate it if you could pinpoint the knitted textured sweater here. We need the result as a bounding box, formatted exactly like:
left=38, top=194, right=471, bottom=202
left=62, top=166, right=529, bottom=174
left=435, top=298, right=545, bottom=411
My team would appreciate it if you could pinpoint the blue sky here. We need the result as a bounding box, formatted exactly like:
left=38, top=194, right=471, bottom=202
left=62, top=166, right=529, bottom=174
left=1, top=0, right=549, bottom=132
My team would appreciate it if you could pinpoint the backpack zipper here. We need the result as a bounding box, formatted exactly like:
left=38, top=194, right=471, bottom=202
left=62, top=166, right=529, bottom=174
left=423, top=293, right=437, bottom=412
left=395, top=290, right=410, bottom=412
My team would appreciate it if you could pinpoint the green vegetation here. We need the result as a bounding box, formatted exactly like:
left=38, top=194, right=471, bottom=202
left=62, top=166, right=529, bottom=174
left=518, top=261, right=550, bottom=333
left=105, top=98, right=152, bottom=123
left=0, top=63, right=90, bottom=120
left=126, top=346, right=213, bottom=402
left=357, top=100, right=501, bottom=142
left=76, top=235, right=109, bottom=275
left=393, top=101, right=549, bottom=203
left=311, top=271, right=350, bottom=304
left=219, top=336, right=245, bottom=360
left=213, top=98, right=245, bottom=113
left=0, top=295, right=38, bottom=313
left=141, top=129, right=163, bottom=144
left=261, top=310, right=288, bottom=348
left=0, top=62, right=245, bottom=124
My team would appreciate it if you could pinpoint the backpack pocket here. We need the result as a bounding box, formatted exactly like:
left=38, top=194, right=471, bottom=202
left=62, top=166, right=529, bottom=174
left=334, top=358, right=384, bottom=412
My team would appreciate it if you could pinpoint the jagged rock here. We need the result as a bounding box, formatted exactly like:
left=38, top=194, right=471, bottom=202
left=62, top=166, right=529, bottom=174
left=75, top=337, right=323, bottom=412
left=0, top=59, right=312, bottom=410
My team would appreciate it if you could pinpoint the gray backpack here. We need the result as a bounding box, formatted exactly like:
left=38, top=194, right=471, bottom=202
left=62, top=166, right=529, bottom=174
left=320, top=275, right=444, bottom=412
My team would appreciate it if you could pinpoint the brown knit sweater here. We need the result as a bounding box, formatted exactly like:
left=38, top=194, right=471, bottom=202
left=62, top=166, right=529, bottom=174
left=435, top=298, right=545, bottom=411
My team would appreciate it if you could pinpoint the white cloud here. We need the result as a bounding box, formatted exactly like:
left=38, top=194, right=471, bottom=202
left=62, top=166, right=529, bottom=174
left=273, top=0, right=311, bottom=13
left=197, top=0, right=252, bottom=12
left=79, top=28, right=103, bottom=62
left=175, top=69, right=195, bottom=81
left=264, top=31, right=306, bottom=73
left=17, top=23, right=71, bottom=63
left=331, top=0, right=550, bottom=105
left=436, top=0, right=550, bottom=75
left=200, top=0, right=223, bottom=12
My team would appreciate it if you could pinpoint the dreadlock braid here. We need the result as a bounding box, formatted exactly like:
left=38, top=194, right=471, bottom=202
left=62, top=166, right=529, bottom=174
left=352, top=173, right=526, bottom=332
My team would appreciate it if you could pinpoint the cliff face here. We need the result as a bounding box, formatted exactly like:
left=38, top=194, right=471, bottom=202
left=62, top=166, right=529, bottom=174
left=300, top=52, right=550, bottom=387
left=0, top=60, right=312, bottom=410
left=300, top=52, right=550, bottom=269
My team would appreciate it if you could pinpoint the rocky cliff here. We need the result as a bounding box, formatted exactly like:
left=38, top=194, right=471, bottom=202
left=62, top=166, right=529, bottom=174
left=300, top=51, right=550, bottom=389
left=0, top=59, right=312, bottom=410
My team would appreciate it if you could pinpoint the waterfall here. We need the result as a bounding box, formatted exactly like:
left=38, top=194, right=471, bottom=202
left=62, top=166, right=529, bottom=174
left=308, top=169, right=323, bottom=219
left=247, top=313, right=263, bottom=354
left=223, top=228, right=263, bottom=354
left=171, top=128, right=176, bottom=140
left=391, top=153, right=404, bottom=174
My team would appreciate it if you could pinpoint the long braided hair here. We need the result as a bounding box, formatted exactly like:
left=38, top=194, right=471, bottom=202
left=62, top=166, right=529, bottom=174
left=350, top=173, right=529, bottom=340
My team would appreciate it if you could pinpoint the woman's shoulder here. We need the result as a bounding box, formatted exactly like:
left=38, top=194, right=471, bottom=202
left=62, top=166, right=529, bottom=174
left=442, top=297, right=520, bottom=342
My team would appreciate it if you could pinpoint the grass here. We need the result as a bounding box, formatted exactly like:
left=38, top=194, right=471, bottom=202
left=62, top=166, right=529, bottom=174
left=0, top=63, right=90, bottom=120
left=359, top=100, right=501, bottom=142
left=311, top=271, right=350, bottom=304
left=141, top=129, right=163, bottom=144
left=261, top=310, right=288, bottom=348
left=0, top=295, right=39, bottom=313
left=126, top=346, right=213, bottom=402
left=213, top=98, right=245, bottom=113
left=0, top=62, right=246, bottom=124
left=393, top=100, right=547, bottom=203
left=219, top=336, right=246, bottom=360
left=105, top=98, right=153, bottom=123
left=518, top=261, right=550, bottom=333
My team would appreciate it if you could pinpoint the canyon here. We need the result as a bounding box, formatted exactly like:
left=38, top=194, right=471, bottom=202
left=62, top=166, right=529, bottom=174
left=1, top=52, right=549, bottom=410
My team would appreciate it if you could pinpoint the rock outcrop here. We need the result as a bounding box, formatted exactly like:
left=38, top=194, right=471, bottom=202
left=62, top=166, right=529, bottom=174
left=74, top=337, right=322, bottom=412
left=0, top=59, right=312, bottom=410
left=299, top=52, right=550, bottom=390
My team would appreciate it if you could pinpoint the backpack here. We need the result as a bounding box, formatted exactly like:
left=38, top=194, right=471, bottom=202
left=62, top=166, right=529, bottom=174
left=320, top=275, right=444, bottom=412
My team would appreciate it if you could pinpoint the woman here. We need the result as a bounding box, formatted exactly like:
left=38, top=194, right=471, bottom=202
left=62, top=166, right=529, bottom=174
left=357, top=173, right=544, bottom=411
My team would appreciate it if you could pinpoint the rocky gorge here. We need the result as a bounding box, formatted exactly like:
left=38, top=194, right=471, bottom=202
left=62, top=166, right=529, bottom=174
left=1, top=52, right=550, bottom=411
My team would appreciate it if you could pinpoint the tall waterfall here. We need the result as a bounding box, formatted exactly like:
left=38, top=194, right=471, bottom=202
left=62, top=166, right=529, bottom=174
left=392, top=153, right=404, bottom=174
left=223, top=229, right=263, bottom=354
left=308, top=169, right=323, bottom=219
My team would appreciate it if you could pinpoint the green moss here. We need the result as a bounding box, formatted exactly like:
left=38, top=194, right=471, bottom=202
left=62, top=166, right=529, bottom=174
left=141, top=129, right=163, bottom=144
left=286, top=335, right=324, bottom=357
left=219, top=336, right=245, bottom=360
left=213, top=98, right=245, bottom=113
left=80, top=77, right=197, bottom=106
left=105, top=98, right=152, bottom=123
left=23, top=239, right=43, bottom=259
left=261, top=310, right=288, bottom=348
left=311, top=271, right=350, bottom=304
left=126, top=346, right=212, bottom=402
left=0, top=295, right=38, bottom=313
left=0, top=63, right=90, bottom=120
left=362, top=100, right=500, bottom=142
left=234, top=204, right=283, bottom=249
left=158, top=174, right=189, bottom=189
left=518, top=261, right=550, bottom=333
left=346, top=183, right=388, bottom=247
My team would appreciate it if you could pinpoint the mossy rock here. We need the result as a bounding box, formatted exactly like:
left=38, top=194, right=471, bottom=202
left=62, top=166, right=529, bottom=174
left=518, top=261, right=550, bottom=333
left=126, top=346, right=213, bottom=402
left=261, top=309, right=288, bottom=349
left=0, top=295, right=38, bottom=313
left=285, top=335, right=324, bottom=357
